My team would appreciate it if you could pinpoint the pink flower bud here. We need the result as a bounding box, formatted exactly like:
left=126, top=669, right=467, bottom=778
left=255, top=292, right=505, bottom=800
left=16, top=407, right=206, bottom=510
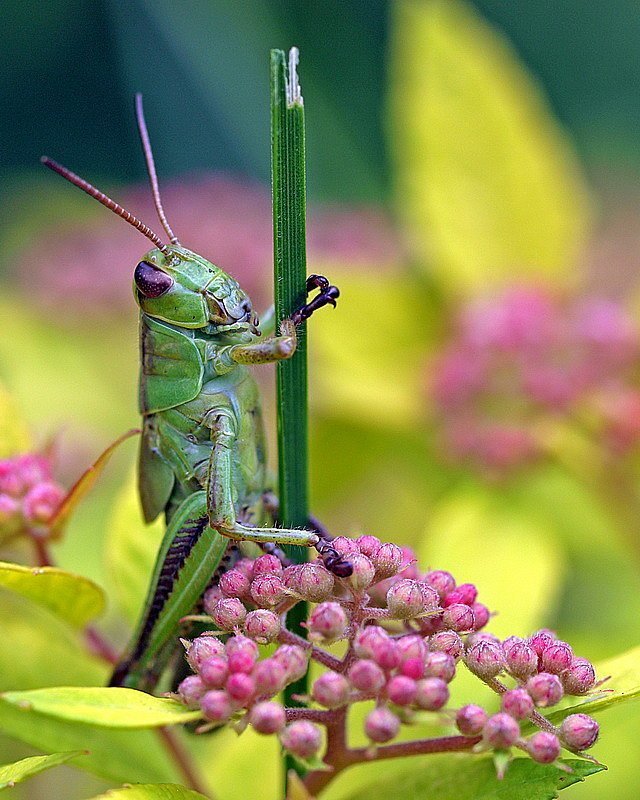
left=456, top=704, right=487, bottom=736
left=502, top=635, right=525, bottom=652
left=562, top=658, right=596, bottom=695
left=249, top=701, right=286, bottom=734
left=482, top=712, right=520, bottom=748
left=415, top=677, right=449, bottom=710
left=307, top=601, right=349, bottom=642
left=212, top=598, right=247, bottom=631
left=186, top=636, right=226, bottom=671
left=464, top=641, right=504, bottom=679
left=348, top=659, right=386, bottom=693
left=526, top=731, right=560, bottom=763
left=364, top=707, right=400, bottom=743
left=250, top=573, right=286, bottom=607
left=14, top=454, right=52, bottom=487
left=442, top=603, right=475, bottom=632
left=396, top=634, right=427, bottom=663
left=424, top=652, right=456, bottom=683
left=234, top=558, right=256, bottom=578
left=501, top=688, right=534, bottom=720
left=400, top=658, right=425, bottom=680
left=429, top=631, right=464, bottom=660
left=219, top=569, right=251, bottom=599
left=202, top=586, right=223, bottom=612
left=356, top=534, right=382, bottom=557
left=243, top=609, right=281, bottom=642
left=200, top=656, right=229, bottom=688
left=443, top=583, right=477, bottom=607
left=346, top=554, right=376, bottom=591
left=0, top=459, right=23, bottom=496
left=200, top=690, right=233, bottom=722
left=560, top=713, right=599, bottom=750
left=331, top=536, right=360, bottom=556
left=386, top=675, right=417, bottom=706
left=0, top=494, right=19, bottom=524
left=398, top=547, right=419, bottom=578
left=178, top=675, right=206, bottom=707
left=526, top=672, right=564, bottom=707
left=22, top=482, right=65, bottom=524
left=225, top=634, right=259, bottom=661
left=386, top=579, right=425, bottom=618
left=528, top=629, right=556, bottom=658
left=273, top=644, right=310, bottom=683
left=541, top=642, right=573, bottom=675
left=227, top=648, right=258, bottom=675
left=371, top=638, right=400, bottom=671
left=295, top=562, right=334, bottom=602
left=253, top=658, right=287, bottom=697
left=424, top=570, right=456, bottom=599
left=369, top=542, right=403, bottom=579
left=311, top=671, right=350, bottom=708
left=353, top=625, right=389, bottom=659
left=280, top=721, right=323, bottom=760
left=471, top=603, right=490, bottom=630
left=225, top=672, right=256, bottom=704
left=505, top=641, right=538, bottom=680
left=418, top=582, right=441, bottom=611
left=252, top=554, right=283, bottom=577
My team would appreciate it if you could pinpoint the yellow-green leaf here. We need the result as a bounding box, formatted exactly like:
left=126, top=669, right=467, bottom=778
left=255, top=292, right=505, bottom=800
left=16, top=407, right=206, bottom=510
left=104, top=469, right=164, bottom=624
left=0, top=384, right=30, bottom=458
left=544, top=644, right=640, bottom=725
left=0, top=698, right=178, bottom=784
left=0, top=687, right=200, bottom=729
left=0, top=561, right=105, bottom=628
left=388, top=0, right=590, bottom=292
left=328, top=755, right=603, bottom=800
left=87, top=784, right=209, bottom=800
left=0, top=750, right=85, bottom=790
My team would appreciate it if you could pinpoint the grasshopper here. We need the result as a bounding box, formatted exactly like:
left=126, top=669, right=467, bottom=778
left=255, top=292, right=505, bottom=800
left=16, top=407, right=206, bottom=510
left=42, top=95, right=351, bottom=690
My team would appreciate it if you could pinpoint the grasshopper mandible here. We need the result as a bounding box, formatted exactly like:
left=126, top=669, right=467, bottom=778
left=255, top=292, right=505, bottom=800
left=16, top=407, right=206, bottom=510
left=42, top=95, right=351, bottom=690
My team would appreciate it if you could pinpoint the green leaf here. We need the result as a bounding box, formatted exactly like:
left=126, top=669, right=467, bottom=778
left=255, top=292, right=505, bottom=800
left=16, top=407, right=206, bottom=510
left=86, top=784, right=209, bottom=800
left=0, top=688, right=200, bottom=729
left=104, top=469, right=164, bottom=625
left=543, top=644, right=640, bottom=725
left=0, top=698, right=178, bottom=785
left=0, top=562, right=105, bottom=629
left=388, top=0, right=590, bottom=292
left=0, top=590, right=106, bottom=690
left=0, top=750, right=85, bottom=790
left=334, top=755, right=604, bottom=800
left=0, top=383, right=31, bottom=458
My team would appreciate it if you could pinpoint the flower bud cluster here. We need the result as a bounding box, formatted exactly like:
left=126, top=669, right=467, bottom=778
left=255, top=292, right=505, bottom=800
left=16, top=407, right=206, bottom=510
left=0, top=452, right=65, bottom=538
left=456, top=629, right=599, bottom=763
left=431, top=285, right=640, bottom=471
left=176, top=537, right=602, bottom=773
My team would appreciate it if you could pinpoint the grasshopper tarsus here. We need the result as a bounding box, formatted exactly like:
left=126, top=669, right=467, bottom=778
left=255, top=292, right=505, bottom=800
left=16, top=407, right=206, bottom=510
left=291, top=277, right=340, bottom=326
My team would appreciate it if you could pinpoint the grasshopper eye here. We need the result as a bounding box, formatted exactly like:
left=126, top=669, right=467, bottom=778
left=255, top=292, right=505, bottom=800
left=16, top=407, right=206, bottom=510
left=134, top=261, right=173, bottom=298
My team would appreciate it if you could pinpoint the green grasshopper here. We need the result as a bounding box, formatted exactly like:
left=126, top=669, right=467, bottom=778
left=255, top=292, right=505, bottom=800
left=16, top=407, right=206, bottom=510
left=42, top=95, right=351, bottom=690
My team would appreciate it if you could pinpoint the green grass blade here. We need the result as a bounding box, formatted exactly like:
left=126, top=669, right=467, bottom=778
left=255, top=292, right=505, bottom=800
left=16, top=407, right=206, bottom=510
left=270, top=46, right=309, bottom=778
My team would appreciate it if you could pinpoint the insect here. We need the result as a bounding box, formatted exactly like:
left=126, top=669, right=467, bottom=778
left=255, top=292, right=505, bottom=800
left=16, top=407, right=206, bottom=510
left=42, top=95, right=351, bottom=690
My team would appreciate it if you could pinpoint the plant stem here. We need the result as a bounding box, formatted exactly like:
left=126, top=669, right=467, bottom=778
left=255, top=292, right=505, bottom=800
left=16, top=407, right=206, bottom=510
left=271, top=45, right=310, bottom=778
left=158, top=726, right=212, bottom=798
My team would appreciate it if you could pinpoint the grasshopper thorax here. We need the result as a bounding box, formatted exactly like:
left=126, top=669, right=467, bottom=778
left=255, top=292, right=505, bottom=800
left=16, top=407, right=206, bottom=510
left=134, top=246, right=258, bottom=334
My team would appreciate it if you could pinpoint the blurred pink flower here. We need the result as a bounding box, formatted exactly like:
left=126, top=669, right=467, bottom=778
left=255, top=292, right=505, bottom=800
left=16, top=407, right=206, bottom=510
left=14, top=173, right=400, bottom=317
left=430, top=285, right=640, bottom=472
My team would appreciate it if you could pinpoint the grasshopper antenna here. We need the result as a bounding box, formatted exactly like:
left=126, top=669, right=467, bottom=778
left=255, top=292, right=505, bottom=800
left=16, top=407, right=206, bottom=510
left=135, top=93, right=180, bottom=245
left=40, top=156, right=169, bottom=253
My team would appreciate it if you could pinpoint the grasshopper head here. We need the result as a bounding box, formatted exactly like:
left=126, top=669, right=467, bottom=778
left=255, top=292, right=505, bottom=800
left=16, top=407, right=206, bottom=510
left=133, top=246, right=258, bottom=333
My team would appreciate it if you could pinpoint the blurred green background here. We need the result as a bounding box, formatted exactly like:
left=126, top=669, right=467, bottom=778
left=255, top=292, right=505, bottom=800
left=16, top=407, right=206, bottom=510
left=2, top=1, right=640, bottom=798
